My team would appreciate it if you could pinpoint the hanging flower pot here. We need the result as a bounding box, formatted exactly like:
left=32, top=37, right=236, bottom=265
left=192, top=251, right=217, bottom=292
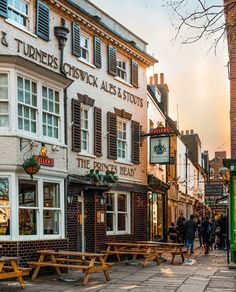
left=22, top=156, right=40, bottom=179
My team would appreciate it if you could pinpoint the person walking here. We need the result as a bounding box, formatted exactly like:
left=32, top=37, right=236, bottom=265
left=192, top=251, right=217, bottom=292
left=196, top=217, right=203, bottom=248
left=201, top=217, right=212, bottom=255
left=185, top=215, right=196, bottom=261
left=177, top=213, right=186, bottom=244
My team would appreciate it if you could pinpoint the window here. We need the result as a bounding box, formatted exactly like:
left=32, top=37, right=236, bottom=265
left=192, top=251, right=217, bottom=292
left=17, top=76, right=37, bottom=133
left=117, top=57, right=127, bottom=81
left=117, top=120, right=127, bottom=160
left=81, top=34, right=90, bottom=62
left=18, top=179, right=63, bottom=239
left=0, top=177, right=10, bottom=236
left=80, top=105, right=92, bottom=154
left=8, top=0, right=28, bottom=28
left=0, top=73, right=9, bottom=127
left=42, top=86, right=60, bottom=139
left=106, top=192, right=130, bottom=235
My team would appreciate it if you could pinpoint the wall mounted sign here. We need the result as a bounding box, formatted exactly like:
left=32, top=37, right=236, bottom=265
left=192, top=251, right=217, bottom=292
left=205, top=184, right=224, bottom=196
left=150, top=136, right=170, bottom=164
left=34, top=156, right=54, bottom=167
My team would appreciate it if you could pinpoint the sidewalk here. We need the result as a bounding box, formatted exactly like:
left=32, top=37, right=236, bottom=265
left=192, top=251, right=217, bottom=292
left=0, top=248, right=235, bottom=291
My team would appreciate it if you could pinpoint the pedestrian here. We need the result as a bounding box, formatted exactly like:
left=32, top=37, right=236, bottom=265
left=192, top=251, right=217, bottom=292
left=196, top=217, right=203, bottom=248
left=218, top=215, right=227, bottom=250
left=167, top=222, right=179, bottom=243
left=201, top=217, right=212, bottom=255
left=177, top=212, right=186, bottom=244
left=185, top=214, right=196, bottom=261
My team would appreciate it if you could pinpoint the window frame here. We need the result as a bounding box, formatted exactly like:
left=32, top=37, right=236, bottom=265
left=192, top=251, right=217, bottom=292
left=8, top=0, right=29, bottom=29
left=80, top=103, right=93, bottom=155
left=0, top=176, right=11, bottom=240
left=0, top=71, right=10, bottom=129
left=79, top=32, right=91, bottom=63
left=116, top=56, right=127, bottom=81
left=116, top=117, right=131, bottom=163
left=106, top=192, right=131, bottom=235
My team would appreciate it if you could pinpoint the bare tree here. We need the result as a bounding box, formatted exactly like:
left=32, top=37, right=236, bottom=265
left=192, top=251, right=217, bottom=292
left=163, top=0, right=236, bottom=53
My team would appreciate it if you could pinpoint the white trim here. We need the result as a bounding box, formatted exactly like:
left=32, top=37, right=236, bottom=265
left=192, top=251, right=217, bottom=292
left=78, top=57, right=96, bottom=69
left=5, top=19, right=38, bottom=38
left=114, top=76, right=133, bottom=88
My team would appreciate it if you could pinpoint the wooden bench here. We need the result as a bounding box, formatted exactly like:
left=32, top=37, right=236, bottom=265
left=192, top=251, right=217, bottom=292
left=103, top=242, right=163, bottom=267
left=28, top=250, right=112, bottom=285
left=0, top=256, right=31, bottom=289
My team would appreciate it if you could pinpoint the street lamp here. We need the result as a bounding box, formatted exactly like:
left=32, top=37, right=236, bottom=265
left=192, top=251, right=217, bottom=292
left=67, top=192, right=74, bottom=205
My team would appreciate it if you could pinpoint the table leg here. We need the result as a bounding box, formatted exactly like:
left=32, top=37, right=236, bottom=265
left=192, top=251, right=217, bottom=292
left=82, top=257, right=96, bottom=285
left=11, top=260, right=26, bottom=289
left=50, top=254, right=61, bottom=276
left=99, top=256, right=110, bottom=281
left=31, top=254, right=45, bottom=280
left=114, top=246, right=121, bottom=262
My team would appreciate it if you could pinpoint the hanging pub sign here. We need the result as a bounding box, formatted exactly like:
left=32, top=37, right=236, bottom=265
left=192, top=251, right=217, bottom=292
left=150, top=136, right=170, bottom=164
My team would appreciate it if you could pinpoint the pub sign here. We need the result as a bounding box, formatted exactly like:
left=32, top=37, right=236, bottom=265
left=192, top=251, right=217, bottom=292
left=150, top=136, right=170, bottom=164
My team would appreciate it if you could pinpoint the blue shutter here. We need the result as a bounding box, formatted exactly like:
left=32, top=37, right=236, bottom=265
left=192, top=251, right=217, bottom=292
left=94, top=36, right=102, bottom=68
left=108, top=45, right=117, bottom=76
left=0, top=0, right=8, bottom=18
left=36, top=0, right=50, bottom=41
left=72, top=22, right=81, bottom=57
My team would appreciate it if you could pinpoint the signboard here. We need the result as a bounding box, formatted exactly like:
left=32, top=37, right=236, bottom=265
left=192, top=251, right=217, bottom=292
left=34, top=155, right=54, bottom=167
left=209, top=205, right=227, bottom=210
left=150, top=136, right=170, bottom=164
left=149, top=127, right=172, bottom=135
left=205, top=184, right=224, bottom=196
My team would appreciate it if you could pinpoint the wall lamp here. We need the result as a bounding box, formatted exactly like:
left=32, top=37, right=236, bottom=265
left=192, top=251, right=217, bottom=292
left=51, top=145, right=60, bottom=151
left=100, top=192, right=107, bottom=206
left=67, top=192, right=74, bottom=205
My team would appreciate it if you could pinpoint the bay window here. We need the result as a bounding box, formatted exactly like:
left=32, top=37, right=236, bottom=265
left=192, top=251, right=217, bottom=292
left=106, top=192, right=130, bottom=235
left=0, top=177, right=10, bottom=236
left=0, top=73, right=9, bottom=127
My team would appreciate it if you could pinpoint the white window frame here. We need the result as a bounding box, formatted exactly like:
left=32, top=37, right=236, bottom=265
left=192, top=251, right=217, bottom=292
left=116, top=56, right=127, bottom=81
left=0, top=175, right=11, bottom=240
left=80, top=32, right=91, bottom=62
left=117, top=118, right=131, bottom=163
left=80, top=104, right=93, bottom=155
left=0, top=72, right=10, bottom=130
left=16, top=176, right=65, bottom=241
left=106, top=192, right=131, bottom=235
left=8, top=0, right=29, bottom=29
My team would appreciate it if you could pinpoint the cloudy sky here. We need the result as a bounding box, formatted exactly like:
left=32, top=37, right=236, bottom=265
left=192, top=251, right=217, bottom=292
left=91, top=0, right=230, bottom=159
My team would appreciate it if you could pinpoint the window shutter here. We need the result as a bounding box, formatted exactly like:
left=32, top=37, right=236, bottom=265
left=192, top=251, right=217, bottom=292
left=131, top=120, right=140, bottom=164
left=107, top=112, right=117, bottom=160
left=72, top=22, right=81, bottom=57
left=72, top=99, right=81, bottom=152
left=108, top=45, right=117, bottom=76
left=0, top=0, right=8, bottom=18
left=36, top=0, right=50, bottom=41
left=94, top=107, right=102, bottom=157
left=94, top=36, right=102, bottom=68
left=131, top=59, right=139, bottom=88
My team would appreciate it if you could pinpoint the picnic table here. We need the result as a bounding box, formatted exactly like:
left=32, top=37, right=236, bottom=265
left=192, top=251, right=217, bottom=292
left=103, top=242, right=163, bottom=267
left=28, top=250, right=112, bottom=285
left=0, top=256, right=30, bottom=289
left=137, top=241, right=186, bottom=264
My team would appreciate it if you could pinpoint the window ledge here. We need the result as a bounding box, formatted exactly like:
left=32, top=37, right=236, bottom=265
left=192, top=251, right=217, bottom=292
left=78, top=153, right=97, bottom=159
left=114, top=76, right=133, bottom=88
left=78, top=57, right=96, bottom=69
left=106, top=232, right=131, bottom=236
left=5, top=19, right=38, bottom=39
left=115, top=160, right=133, bottom=166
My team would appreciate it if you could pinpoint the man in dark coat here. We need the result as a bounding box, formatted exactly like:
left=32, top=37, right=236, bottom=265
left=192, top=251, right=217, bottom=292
left=185, top=215, right=196, bottom=259
left=201, top=217, right=212, bottom=254
left=177, top=213, right=186, bottom=244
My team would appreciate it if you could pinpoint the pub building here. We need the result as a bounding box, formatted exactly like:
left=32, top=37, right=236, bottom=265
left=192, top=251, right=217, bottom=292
left=0, top=0, right=156, bottom=264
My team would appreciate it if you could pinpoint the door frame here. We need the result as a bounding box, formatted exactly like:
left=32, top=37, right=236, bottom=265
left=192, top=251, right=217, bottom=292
left=78, top=194, right=85, bottom=252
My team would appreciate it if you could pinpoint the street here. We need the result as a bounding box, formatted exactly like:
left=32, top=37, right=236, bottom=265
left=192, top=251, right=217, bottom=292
left=0, top=247, right=234, bottom=292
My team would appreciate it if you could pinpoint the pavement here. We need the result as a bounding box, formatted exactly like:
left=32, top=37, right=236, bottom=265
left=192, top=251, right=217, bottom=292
left=0, top=247, right=235, bottom=291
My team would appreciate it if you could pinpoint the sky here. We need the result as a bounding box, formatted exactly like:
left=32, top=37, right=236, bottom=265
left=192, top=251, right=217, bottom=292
left=91, top=0, right=230, bottom=159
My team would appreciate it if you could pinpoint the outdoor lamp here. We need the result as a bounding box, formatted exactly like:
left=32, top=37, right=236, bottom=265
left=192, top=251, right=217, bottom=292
left=100, top=192, right=107, bottom=206
left=67, top=192, right=74, bottom=205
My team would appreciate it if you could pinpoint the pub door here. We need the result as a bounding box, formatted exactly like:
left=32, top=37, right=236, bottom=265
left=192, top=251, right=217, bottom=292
left=77, top=196, right=85, bottom=252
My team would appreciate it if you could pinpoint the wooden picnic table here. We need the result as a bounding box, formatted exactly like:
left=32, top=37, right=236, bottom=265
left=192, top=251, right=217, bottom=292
left=103, top=242, right=163, bottom=267
left=28, top=250, right=112, bottom=285
left=137, top=241, right=186, bottom=264
left=0, top=256, right=30, bottom=289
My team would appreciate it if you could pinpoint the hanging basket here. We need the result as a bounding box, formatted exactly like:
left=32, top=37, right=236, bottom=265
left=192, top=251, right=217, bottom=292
left=22, top=157, right=40, bottom=179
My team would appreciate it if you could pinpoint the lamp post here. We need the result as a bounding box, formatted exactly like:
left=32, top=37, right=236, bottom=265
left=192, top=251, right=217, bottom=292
left=223, top=159, right=236, bottom=263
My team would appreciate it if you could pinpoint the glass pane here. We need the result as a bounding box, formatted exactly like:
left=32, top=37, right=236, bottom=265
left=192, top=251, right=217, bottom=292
left=106, top=193, right=115, bottom=211
left=32, top=95, right=37, bottom=107
left=25, top=92, right=30, bottom=104
left=49, top=89, right=53, bottom=100
left=32, top=82, right=37, bottom=94
left=19, top=209, right=37, bottom=235
left=48, top=126, right=52, bottom=137
left=42, top=86, right=47, bottom=97
left=43, top=113, right=46, bottom=123
left=43, top=210, right=59, bottom=235
left=118, top=213, right=126, bottom=231
left=0, top=116, right=9, bottom=127
left=0, top=87, right=8, bottom=99
left=24, top=119, right=29, bottom=131
left=43, top=125, right=47, bottom=136
left=0, top=208, right=10, bottom=235
left=53, top=117, right=58, bottom=126
left=49, top=101, right=54, bottom=113
left=55, top=91, right=59, bottom=102
left=43, top=98, right=47, bottom=110
left=54, top=128, right=58, bottom=138
left=25, top=79, right=30, bottom=92
left=0, top=74, right=7, bottom=86
left=17, top=76, right=23, bottom=89
left=31, top=121, right=36, bottom=133
left=0, top=103, right=8, bottom=113
left=118, top=194, right=127, bottom=212
left=18, top=89, right=23, bottom=102
left=55, top=103, right=59, bottom=114
left=0, top=178, right=9, bottom=205
left=48, top=115, right=52, bottom=125
left=31, top=108, right=36, bottom=120
left=18, top=117, right=23, bottom=129
left=106, top=213, right=114, bottom=232
left=24, top=107, right=29, bottom=118
left=44, top=182, right=60, bottom=208
left=19, top=180, right=37, bottom=207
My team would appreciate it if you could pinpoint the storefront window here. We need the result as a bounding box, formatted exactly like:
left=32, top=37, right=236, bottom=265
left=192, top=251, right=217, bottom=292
left=0, top=178, right=10, bottom=236
left=43, top=183, right=60, bottom=235
left=19, top=180, right=38, bottom=235
left=106, top=192, right=130, bottom=234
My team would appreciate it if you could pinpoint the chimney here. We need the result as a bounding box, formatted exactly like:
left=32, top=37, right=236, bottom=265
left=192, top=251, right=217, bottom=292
left=160, top=73, right=164, bottom=84
left=154, top=74, right=158, bottom=85
left=186, top=130, right=189, bottom=135
left=190, top=129, right=194, bottom=134
left=149, top=76, right=153, bottom=85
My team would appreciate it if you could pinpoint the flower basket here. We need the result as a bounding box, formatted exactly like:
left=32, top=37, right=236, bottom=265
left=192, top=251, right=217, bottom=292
left=104, top=171, right=118, bottom=183
left=86, top=169, right=103, bottom=183
left=23, top=157, right=40, bottom=179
